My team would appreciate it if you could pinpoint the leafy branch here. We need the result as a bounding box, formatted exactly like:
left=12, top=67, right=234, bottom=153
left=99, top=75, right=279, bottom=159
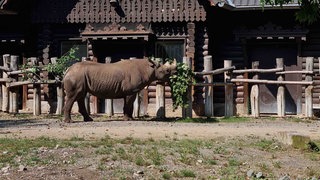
left=19, top=47, right=80, bottom=82
left=45, top=47, right=80, bottom=80
left=19, top=64, right=41, bottom=81
left=168, top=58, right=195, bottom=110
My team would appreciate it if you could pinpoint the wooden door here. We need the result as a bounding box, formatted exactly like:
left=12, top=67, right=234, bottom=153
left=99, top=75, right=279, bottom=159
left=248, top=41, right=299, bottom=114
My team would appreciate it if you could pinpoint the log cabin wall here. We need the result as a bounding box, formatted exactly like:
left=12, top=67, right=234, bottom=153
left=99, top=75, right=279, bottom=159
left=27, top=0, right=210, bottom=114
left=301, top=25, right=320, bottom=110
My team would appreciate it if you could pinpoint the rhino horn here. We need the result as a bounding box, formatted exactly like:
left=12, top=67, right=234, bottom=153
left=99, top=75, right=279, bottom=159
left=171, top=59, right=177, bottom=69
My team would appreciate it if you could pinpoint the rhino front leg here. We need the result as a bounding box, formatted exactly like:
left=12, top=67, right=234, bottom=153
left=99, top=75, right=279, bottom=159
left=123, top=94, right=136, bottom=121
left=77, top=98, right=93, bottom=122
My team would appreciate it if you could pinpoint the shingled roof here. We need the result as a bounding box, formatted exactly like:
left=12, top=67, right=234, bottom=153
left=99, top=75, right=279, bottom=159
left=31, top=0, right=207, bottom=23
left=0, top=0, right=300, bottom=22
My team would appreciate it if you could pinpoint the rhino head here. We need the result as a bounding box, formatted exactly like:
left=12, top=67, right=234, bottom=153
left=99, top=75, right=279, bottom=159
left=154, top=59, right=177, bottom=82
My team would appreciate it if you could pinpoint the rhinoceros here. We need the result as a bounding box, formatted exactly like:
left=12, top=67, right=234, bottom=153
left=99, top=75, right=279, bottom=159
left=62, top=58, right=177, bottom=123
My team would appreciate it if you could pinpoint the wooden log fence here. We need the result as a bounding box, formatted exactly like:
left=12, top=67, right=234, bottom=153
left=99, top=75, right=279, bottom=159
left=0, top=55, right=64, bottom=115
left=231, top=58, right=314, bottom=118
left=183, top=56, right=236, bottom=118
left=186, top=56, right=316, bottom=118
left=0, top=54, right=317, bottom=119
left=0, top=55, right=172, bottom=119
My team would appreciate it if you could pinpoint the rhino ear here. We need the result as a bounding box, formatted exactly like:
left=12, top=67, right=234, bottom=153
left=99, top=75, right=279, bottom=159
left=149, top=58, right=160, bottom=68
left=164, top=58, right=177, bottom=69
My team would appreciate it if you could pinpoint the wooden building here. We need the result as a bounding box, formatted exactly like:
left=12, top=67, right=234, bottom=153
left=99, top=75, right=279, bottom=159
left=0, top=0, right=319, bottom=117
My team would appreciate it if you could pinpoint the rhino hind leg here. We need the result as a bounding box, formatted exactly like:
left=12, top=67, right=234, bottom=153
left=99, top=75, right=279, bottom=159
left=123, top=95, right=136, bottom=121
left=77, top=99, right=93, bottom=122
left=63, top=96, right=77, bottom=123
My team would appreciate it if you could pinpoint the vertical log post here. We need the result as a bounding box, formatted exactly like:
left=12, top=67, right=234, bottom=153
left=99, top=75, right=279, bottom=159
left=182, top=56, right=193, bottom=118
left=276, top=58, right=285, bottom=117
left=305, top=57, right=313, bottom=118
left=156, top=81, right=165, bottom=119
left=31, top=57, right=41, bottom=115
left=51, top=57, right=64, bottom=115
left=0, top=55, right=3, bottom=110
left=156, top=58, right=165, bottom=119
left=139, top=57, right=148, bottom=117
left=9, top=55, right=19, bottom=113
left=104, top=57, right=114, bottom=117
left=250, top=61, right=260, bottom=118
left=204, top=55, right=214, bottom=117
left=2, top=54, right=10, bottom=112
left=130, top=57, right=140, bottom=118
left=140, top=86, right=148, bottom=117
left=22, top=57, right=27, bottom=110
left=224, top=60, right=233, bottom=117
left=82, top=57, right=91, bottom=114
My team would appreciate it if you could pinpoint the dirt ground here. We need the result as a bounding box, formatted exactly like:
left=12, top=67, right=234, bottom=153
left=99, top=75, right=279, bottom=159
left=0, top=113, right=320, bottom=179
left=0, top=114, right=319, bottom=141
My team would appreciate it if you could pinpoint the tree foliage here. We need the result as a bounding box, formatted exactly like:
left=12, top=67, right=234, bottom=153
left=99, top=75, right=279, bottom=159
left=261, top=0, right=320, bottom=24
left=20, top=47, right=80, bottom=81
left=45, top=47, right=80, bottom=80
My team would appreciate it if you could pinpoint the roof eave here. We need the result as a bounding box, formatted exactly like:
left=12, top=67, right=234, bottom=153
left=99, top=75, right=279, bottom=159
left=230, top=4, right=300, bottom=11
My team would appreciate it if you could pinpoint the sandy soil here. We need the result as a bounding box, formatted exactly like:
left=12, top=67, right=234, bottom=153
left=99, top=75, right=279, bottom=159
left=0, top=114, right=319, bottom=142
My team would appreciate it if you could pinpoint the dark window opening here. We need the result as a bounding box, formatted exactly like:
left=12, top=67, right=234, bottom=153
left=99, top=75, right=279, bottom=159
left=155, top=40, right=184, bottom=62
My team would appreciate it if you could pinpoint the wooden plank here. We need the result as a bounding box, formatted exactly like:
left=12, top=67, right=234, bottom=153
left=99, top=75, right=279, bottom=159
left=224, top=60, right=233, bottom=117
left=193, top=82, right=232, bottom=86
left=8, top=80, right=59, bottom=87
left=276, top=58, right=285, bottom=117
left=2, top=54, right=9, bottom=112
left=9, top=55, right=19, bottom=113
left=31, top=57, right=41, bottom=116
left=233, top=68, right=283, bottom=74
left=305, top=57, right=313, bottom=118
left=50, top=57, right=64, bottom=115
left=194, top=66, right=235, bottom=76
left=231, top=79, right=313, bottom=85
left=156, top=82, right=165, bottom=119
left=104, top=57, right=113, bottom=117
left=204, top=55, right=213, bottom=117
left=130, top=57, right=140, bottom=118
left=276, top=70, right=313, bottom=75
left=250, top=61, right=259, bottom=118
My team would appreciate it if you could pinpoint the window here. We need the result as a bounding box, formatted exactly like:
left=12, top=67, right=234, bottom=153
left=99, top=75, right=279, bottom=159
left=155, top=40, right=184, bottom=62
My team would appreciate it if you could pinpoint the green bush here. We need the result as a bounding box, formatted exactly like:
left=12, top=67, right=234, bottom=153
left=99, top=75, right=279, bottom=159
left=168, top=59, right=194, bottom=110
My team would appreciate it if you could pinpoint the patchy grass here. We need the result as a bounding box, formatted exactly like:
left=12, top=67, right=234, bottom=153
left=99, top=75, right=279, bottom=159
left=219, top=116, right=251, bottom=123
left=0, top=135, right=319, bottom=179
left=174, top=116, right=252, bottom=123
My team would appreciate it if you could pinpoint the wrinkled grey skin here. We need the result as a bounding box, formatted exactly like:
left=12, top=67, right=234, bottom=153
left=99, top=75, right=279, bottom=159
left=62, top=58, right=177, bottom=123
